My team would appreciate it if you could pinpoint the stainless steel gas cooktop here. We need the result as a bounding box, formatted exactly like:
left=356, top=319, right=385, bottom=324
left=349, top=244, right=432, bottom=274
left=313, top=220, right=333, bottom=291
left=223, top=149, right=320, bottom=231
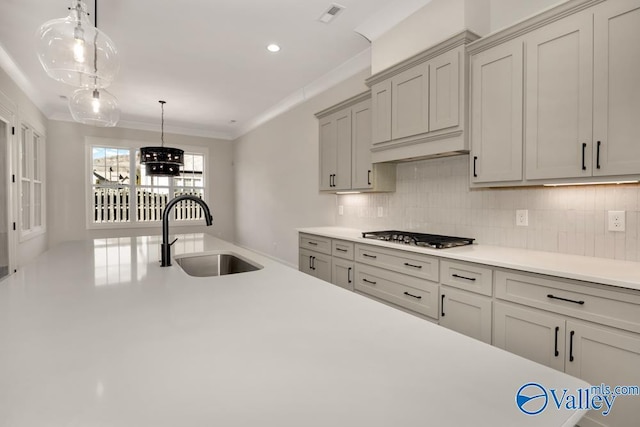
left=361, top=230, right=475, bottom=249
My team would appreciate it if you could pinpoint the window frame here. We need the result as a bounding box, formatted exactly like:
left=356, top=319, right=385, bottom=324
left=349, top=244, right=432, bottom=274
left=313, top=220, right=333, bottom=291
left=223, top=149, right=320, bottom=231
left=18, top=123, right=46, bottom=242
left=85, top=137, right=209, bottom=230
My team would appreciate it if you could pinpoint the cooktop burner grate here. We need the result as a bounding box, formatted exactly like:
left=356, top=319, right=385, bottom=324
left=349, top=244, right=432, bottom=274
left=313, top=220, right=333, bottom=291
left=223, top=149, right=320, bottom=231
left=361, top=230, right=475, bottom=249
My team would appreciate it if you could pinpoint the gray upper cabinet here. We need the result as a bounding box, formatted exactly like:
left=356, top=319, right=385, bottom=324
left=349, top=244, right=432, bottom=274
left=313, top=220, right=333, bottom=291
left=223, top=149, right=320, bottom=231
left=592, top=0, right=640, bottom=177
left=469, top=0, right=640, bottom=187
left=316, top=92, right=395, bottom=193
left=391, top=63, right=430, bottom=140
left=371, top=80, right=392, bottom=144
left=318, top=108, right=351, bottom=191
left=429, top=48, right=461, bottom=132
left=365, top=31, right=479, bottom=163
left=524, top=11, right=594, bottom=180
left=470, top=39, right=523, bottom=183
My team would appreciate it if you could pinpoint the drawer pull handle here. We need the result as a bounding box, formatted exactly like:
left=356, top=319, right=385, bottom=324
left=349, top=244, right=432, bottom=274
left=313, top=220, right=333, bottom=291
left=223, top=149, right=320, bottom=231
left=569, top=330, right=575, bottom=362
left=547, top=294, right=585, bottom=305
left=308, top=241, right=318, bottom=246
left=311, top=256, right=316, bottom=271
left=554, top=326, right=560, bottom=357
left=347, top=267, right=352, bottom=284
left=404, top=262, right=422, bottom=269
left=441, top=294, right=445, bottom=317
left=452, top=273, right=476, bottom=282
left=363, top=253, right=377, bottom=259
left=404, top=291, right=422, bottom=300
left=335, top=248, right=348, bottom=252
left=363, top=278, right=377, bottom=285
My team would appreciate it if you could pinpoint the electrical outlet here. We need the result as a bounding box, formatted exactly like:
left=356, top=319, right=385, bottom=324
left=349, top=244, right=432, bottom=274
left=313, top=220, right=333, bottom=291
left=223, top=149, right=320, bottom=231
left=516, top=210, right=528, bottom=227
left=608, top=211, right=625, bottom=232
left=338, top=205, right=344, bottom=216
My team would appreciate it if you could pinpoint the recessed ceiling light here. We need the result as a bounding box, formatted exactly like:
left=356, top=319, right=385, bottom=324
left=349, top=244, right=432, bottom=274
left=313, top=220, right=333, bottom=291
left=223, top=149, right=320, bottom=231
left=267, top=44, right=281, bottom=53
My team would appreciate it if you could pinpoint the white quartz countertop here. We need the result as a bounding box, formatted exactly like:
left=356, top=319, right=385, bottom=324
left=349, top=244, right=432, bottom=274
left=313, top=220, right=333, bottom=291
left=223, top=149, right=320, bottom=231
left=0, top=234, right=588, bottom=426
left=298, top=227, right=640, bottom=291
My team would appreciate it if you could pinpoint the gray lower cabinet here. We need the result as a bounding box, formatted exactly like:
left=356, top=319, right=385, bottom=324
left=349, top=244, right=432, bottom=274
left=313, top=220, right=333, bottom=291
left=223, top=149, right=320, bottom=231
left=299, top=248, right=331, bottom=283
left=494, top=270, right=640, bottom=427
left=440, top=286, right=492, bottom=344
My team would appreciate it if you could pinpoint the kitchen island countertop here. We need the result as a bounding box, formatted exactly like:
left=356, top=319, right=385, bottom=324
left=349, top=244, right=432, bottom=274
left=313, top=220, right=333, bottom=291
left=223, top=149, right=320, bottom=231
left=0, top=234, right=588, bottom=426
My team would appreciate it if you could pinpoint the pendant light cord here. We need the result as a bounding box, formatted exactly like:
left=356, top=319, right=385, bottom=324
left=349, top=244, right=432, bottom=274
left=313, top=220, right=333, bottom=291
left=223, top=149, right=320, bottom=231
left=160, top=100, right=166, bottom=147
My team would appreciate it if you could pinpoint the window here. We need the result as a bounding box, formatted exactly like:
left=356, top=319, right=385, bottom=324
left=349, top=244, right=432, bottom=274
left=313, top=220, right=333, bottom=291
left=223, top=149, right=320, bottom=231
left=19, top=124, right=45, bottom=239
left=88, top=141, right=206, bottom=227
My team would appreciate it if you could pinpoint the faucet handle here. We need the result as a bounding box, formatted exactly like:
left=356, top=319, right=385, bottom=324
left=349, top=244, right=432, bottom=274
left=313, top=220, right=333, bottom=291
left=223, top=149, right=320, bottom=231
left=169, top=237, right=178, bottom=246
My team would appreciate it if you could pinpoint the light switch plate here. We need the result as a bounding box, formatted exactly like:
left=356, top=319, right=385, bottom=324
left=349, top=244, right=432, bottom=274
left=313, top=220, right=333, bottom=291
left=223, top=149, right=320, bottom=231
left=338, top=205, right=344, bottom=216
left=608, top=211, right=625, bottom=232
left=516, top=210, right=528, bottom=226
left=377, top=207, right=384, bottom=217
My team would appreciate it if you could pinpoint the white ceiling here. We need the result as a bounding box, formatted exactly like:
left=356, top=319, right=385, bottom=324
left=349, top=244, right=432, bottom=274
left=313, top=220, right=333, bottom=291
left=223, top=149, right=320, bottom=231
left=0, top=0, right=430, bottom=140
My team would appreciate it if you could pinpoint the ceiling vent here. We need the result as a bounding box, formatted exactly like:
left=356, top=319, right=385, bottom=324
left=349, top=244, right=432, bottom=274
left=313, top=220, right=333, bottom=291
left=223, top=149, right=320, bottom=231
left=318, top=4, right=345, bottom=24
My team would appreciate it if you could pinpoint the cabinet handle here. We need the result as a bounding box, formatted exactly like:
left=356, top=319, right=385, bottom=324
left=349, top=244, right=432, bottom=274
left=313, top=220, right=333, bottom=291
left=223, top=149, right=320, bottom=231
left=335, top=247, right=347, bottom=252
left=547, top=294, right=585, bottom=305
left=404, top=291, right=422, bottom=300
left=441, top=294, right=445, bottom=317
left=596, top=141, right=601, bottom=169
left=554, top=326, right=560, bottom=357
left=363, top=253, right=377, bottom=259
left=452, top=273, right=476, bottom=282
left=363, top=278, right=377, bottom=285
left=308, top=241, right=318, bottom=246
left=347, top=267, right=352, bottom=284
left=581, top=143, right=587, bottom=171
left=309, top=256, right=313, bottom=270
left=473, top=156, right=478, bottom=178
left=404, top=262, right=422, bottom=269
left=311, top=256, right=316, bottom=270
left=331, top=174, right=335, bottom=187
left=367, top=170, right=372, bottom=186
left=569, top=330, right=575, bottom=362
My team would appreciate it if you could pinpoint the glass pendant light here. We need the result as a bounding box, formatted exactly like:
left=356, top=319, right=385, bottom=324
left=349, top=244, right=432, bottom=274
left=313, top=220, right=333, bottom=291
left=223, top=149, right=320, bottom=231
left=140, top=101, right=184, bottom=176
left=68, top=87, right=119, bottom=127
left=36, top=0, right=119, bottom=88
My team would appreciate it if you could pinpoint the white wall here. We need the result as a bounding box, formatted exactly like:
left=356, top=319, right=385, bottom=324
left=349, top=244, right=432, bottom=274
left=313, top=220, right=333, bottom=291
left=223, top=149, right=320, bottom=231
left=0, top=67, right=48, bottom=267
left=47, top=121, right=235, bottom=248
left=371, top=0, right=491, bottom=74
left=233, top=70, right=370, bottom=267
left=489, top=0, right=566, bottom=32
left=336, top=156, right=640, bottom=262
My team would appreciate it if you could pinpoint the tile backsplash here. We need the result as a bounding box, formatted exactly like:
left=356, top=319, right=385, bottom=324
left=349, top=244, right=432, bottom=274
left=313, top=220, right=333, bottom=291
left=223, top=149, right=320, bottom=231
left=336, top=155, right=640, bottom=262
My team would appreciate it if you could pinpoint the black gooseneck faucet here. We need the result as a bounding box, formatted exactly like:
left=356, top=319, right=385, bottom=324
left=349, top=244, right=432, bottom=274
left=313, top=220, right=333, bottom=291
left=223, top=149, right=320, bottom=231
left=161, top=195, right=213, bottom=267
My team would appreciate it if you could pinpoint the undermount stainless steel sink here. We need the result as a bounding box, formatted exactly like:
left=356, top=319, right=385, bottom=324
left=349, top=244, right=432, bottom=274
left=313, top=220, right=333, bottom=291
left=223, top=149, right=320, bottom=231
left=175, top=252, right=263, bottom=277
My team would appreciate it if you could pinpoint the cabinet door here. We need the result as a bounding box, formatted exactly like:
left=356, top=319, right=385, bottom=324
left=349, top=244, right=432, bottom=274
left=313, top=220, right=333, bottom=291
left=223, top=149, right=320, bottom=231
left=593, top=0, right=640, bottom=176
left=494, top=302, right=566, bottom=371
left=440, top=286, right=492, bottom=344
left=470, top=40, right=523, bottom=183
left=525, top=12, right=593, bottom=180
left=299, top=248, right=315, bottom=276
left=334, top=109, right=352, bottom=190
left=332, top=258, right=354, bottom=291
left=351, top=99, right=373, bottom=190
left=391, top=64, right=429, bottom=139
left=429, top=47, right=460, bottom=132
left=565, top=321, right=640, bottom=427
left=312, top=252, right=332, bottom=283
left=371, top=80, right=392, bottom=144
left=318, top=116, right=336, bottom=191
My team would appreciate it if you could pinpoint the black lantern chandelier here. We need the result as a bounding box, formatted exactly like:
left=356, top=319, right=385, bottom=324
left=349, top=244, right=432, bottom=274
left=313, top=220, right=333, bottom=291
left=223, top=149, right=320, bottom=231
left=140, top=101, right=184, bottom=176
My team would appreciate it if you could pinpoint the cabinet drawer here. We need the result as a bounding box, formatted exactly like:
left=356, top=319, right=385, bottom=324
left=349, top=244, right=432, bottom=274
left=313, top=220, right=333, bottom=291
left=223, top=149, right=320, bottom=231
left=355, top=264, right=439, bottom=319
left=355, top=244, right=439, bottom=281
left=332, top=240, right=354, bottom=260
left=495, top=270, right=640, bottom=334
left=299, top=233, right=332, bottom=255
left=441, top=260, right=493, bottom=296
